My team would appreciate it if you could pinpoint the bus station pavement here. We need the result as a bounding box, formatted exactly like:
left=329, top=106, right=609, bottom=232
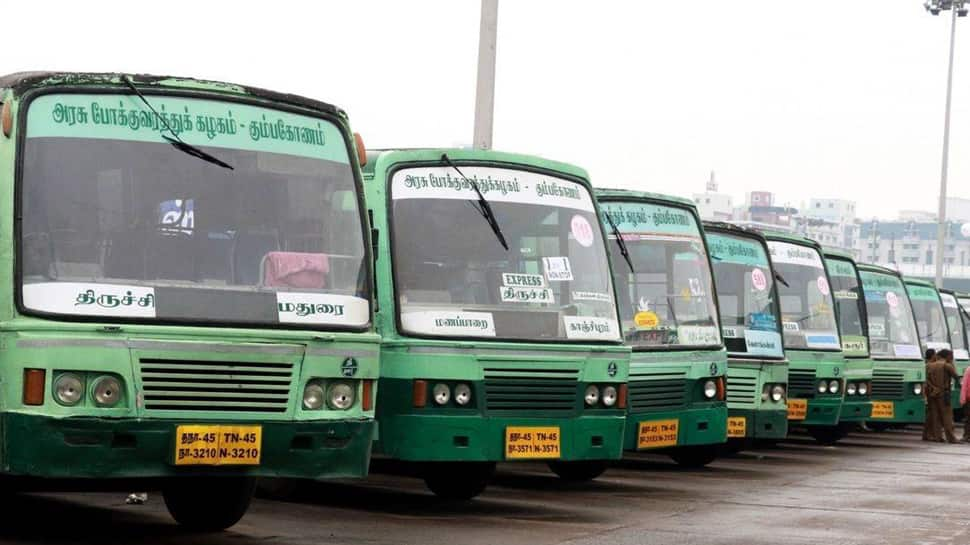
left=1, top=427, right=967, bottom=545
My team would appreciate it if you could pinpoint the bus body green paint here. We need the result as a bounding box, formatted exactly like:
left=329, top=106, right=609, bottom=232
left=824, top=250, right=873, bottom=423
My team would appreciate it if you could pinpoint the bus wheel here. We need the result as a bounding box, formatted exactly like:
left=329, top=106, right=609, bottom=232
left=423, top=462, right=495, bottom=500
left=669, top=446, right=718, bottom=468
left=547, top=460, right=608, bottom=482
left=162, top=476, right=256, bottom=531
left=807, top=425, right=846, bottom=445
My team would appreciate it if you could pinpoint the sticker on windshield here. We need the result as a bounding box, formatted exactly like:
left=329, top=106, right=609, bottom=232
left=543, top=257, right=574, bottom=282
left=678, top=325, right=721, bottom=346
left=841, top=336, right=868, bottom=354
left=401, top=311, right=496, bottom=337
left=868, top=321, right=886, bottom=337
left=572, top=291, right=613, bottom=303
left=634, top=311, right=660, bottom=330
left=886, top=291, right=899, bottom=308
left=744, top=329, right=783, bottom=356
left=502, top=273, right=545, bottom=288
left=817, top=276, right=830, bottom=296
left=500, top=286, right=555, bottom=304
left=570, top=215, right=595, bottom=247
left=24, top=282, right=156, bottom=318
left=563, top=316, right=619, bottom=340
left=834, top=290, right=858, bottom=300
left=688, top=278, right=705, bottom=297
left=749, top=312, right=778, bottom=332
left=277, top=293, right=369, bottom=326
left=893, top=343, right=921, bottom=358
left=783, top=321, right=800, bottom=332
left=721, top=327, right=741, bottom=338
left=805, top=333, right=840, bottom=350
left=751, top=268, right=768, bottom=291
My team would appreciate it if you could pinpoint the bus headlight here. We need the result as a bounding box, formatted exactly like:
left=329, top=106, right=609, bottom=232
left=913, top=383, right=923, bottom=396
left=858, top=382, right=869, bottom=396
left=846, top=382, right=857, bottom=396
left=91, top=375, right=122, bottom=407
left=584, top=385, right=600, bottom=406
left=54, top=373, right=84, bottom=406
left=303, top=382, right=325, bottom=410
left=771, top=384, right=785, bottom=402
left=703, top=380, right=717, bottom=399
left=327, top=382, right=356, bottom=410
left=828, top=380, right=840, bottom=394
left=817, top=381, right=828, bottom=393
left=433, top=383, right=451, bottom=405
left=454, top=383, right=472, bottom=406
left=602, top=386, right=618, bottom=407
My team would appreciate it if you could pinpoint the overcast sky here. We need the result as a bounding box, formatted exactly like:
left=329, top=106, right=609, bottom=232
left=7, top=1, right=969, bottom=219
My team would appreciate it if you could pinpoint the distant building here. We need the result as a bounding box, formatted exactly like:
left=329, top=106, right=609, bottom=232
left=742, top=190, right=797, bottom=229
left=692, top=172, right=734, bottom=221
left=801, top=198, right=859, bottom=253
left=854, top=217, right=970, bottom=288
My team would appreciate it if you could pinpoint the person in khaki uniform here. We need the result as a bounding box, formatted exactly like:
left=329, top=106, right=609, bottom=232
left=923, top=349, right=938, bottom=441
left=925, top=349, right=961, bottom=443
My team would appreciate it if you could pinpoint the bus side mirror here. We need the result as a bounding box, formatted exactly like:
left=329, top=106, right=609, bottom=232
left=354, top=133, right=367, bottom=167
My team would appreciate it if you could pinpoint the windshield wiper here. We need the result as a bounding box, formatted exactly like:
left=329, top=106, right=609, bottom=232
left=123, top=77, right=233, bottom=170
left=774, top=271, right=790, bottom=288
left=604, top=211, right=634, bottom=273
left=440, top=153, right=508, bottom=251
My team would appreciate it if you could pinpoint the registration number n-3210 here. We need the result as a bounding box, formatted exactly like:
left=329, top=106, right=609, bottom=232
left=174, top=425, right=262, bottom=466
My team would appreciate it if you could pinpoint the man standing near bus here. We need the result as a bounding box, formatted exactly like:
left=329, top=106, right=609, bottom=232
left=925, top=349, right=960, bottom=443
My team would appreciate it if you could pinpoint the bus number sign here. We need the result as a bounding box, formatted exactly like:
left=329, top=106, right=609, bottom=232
left=787, top=399, right=808, bottom=420
left=504, top=426, right=562, bottom=459
left=637, top=419, right=679, bottom=449
left=871, top=401, right=895, bottom=419
left=174, top=424, right=262, bottom=466
left=727, top=417, right=747, bottom=438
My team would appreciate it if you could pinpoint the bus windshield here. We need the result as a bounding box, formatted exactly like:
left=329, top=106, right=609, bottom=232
left=390, top=165, right=619, bottom=341
left=601, top=201, right=720, bottom=349
left=768, top=241, right=840, bottom=350
left=707, top=232, right=783, bottom=358
left=825, top=257, right=868, bottom=356
left=860, top=271, right=921, bottom=359
left=940, top=293, right=968, bottom=359
left=906, top=284, right=950, bottom=350
left=21, top=93, right=369, bottom=328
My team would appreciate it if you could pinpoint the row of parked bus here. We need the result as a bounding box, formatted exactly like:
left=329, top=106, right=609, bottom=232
left=0, top=72, right=962, bottom=531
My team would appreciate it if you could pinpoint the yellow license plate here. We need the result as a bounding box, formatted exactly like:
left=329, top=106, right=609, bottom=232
left=174, top=425, right=262, bottom=466
left=871, top=401, right=895, bottom=419
left=787, top=399, right=808, bottom=420
left=637, top=419, right=679, bottom=449
left=505, top=426, right=561, bottom=459
left=727, top=416, right=747, bottom=438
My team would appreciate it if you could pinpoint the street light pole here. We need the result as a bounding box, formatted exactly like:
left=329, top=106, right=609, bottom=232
left=473, top=0, right=499, bottom=150
left=927, top=0, right=967, bottom=287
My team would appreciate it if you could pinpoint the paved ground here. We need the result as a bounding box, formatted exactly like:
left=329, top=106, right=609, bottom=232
left=0, top=427, right=967, bottom=545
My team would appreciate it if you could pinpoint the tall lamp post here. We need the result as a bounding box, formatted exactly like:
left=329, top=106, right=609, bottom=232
left=926, top=0, right=968, bottom=287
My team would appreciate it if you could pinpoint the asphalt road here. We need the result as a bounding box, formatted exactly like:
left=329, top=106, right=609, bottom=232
left=1, top=427, right=967, bottom=545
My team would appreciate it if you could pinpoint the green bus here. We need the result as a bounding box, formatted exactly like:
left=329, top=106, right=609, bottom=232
left=857, top=265, right=924, bottom=427
left=363, top=149, right=630, bottom=499
left=704, top=222, right=788, bottom=444
left=823, top=250, right=872, bottom=437
left=905, top=279, right=950, bottom=357
left=596, top=190, right=727, bottom=467
left=939, top=289, right=968, bottom=414
left=0, top=72, right=379, bottom=529
left=760, top=232, right=845, bottom=440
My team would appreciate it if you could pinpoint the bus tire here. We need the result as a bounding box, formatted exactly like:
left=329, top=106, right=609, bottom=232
left=669, top=446, right=718, bottom=468
left=547, top=460, right=608, bottom=482
left=807, top=425, right=846, bottom=445
left=423, top=462, right=495, bottom=500
left=163, top=476, right=256, bottom=531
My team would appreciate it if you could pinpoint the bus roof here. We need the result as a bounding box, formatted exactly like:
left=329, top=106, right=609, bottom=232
left=857, top=262, right=903, bottom=278
left=702, top=220, right=769, bottom=243
left=361, top=148, right=590, bottom=183
left=822, top=247, right=856, bottom=262
left=593, top=188, right=696, bottom=209
left=904, top=277, right=938, bottom=290
left=0, top=71, right=343, bottom=117
left=751, top=228, right=821, bottom=250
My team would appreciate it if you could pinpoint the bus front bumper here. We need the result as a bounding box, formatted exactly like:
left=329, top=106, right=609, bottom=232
left=375, top=413, right=625, bottom=463
left=728, top=408, right=788, bottom=440
left=867, top=397, right=925, bottom=425
left=839, top=398, right=873, bottom=423
left=788, top=397, right=841, bottom=427
left=624, top=404, right=727, bottom=451
left=0, top=413, right=375, bottom=480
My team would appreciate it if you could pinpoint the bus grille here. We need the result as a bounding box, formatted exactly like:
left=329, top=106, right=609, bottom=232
left=138, top=358, right=294, bottom=413
left=726, top=371, right=759, bottom=407
left=788, top=369, right=817, bottom=398
left=628, top=369, right=688, bottom=411
left=482, top=367, right=578, bottom=412
left=871, top=370, right=905, bottom=400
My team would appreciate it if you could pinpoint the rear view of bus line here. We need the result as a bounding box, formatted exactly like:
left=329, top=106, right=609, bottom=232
left=0, top=72, right=379, bottom=530
left=597, top=190, right=727, bottom=467
left=705, top=222, right=788, bottom=445
left=364, top=149, right=630, bottom=499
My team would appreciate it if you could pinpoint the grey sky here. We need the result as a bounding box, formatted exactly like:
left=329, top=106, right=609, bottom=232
left=6, top=1, right=965, bottom=219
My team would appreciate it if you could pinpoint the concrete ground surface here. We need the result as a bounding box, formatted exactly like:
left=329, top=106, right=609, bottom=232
left=0, top=427, right=966, bottom=545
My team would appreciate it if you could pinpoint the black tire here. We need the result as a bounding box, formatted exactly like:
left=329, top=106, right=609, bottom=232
left=163, top=476, right=256, bottom=531
left=669, top=446, right=718, bottom=468
left=807, top=425, right=847, bottom=445
left=718, top=440, right=747, bottom=456
left=868, top=422, right=892, bottom=432
left=547, top=460, right=608, bottom=482
left=422, top=462, right=495, bottom=500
